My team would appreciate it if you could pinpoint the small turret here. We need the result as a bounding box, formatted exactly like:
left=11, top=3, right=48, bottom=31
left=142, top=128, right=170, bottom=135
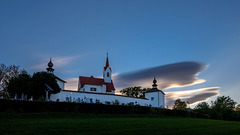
left=145, top=77, right=165, bottom=108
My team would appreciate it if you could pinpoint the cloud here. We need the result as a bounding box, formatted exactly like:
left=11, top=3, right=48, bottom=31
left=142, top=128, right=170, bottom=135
left=165, top=87, right=220, bottom=107
left=31, top=55, right=81, bottom=70
left=65, top=78, right=78, bottom=91
left=113, top=61, right=207, bottom=91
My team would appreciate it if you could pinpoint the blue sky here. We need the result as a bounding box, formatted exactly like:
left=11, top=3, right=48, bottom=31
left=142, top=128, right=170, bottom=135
left=1, top=0, right=239, bottom=106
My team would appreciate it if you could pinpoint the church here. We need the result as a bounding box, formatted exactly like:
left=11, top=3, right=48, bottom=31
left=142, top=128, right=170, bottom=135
left=50, top=53, right=165, bottom=108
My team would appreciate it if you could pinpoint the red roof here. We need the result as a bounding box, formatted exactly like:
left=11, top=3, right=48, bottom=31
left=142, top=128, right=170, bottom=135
left=104, top=55, right=111, bottom=71
left=79, top=76, right=115, bottom=92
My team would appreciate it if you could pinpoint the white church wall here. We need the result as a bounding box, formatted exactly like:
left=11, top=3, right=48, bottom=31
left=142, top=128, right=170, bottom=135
left=106, top=90, right=115, bottom=95
left=145, top=92, right=165, bottom=108
left=51, top=90, right=151, bottom=106
left=100, top=85, right=107, bottom=93
left=103, top=68, right=112, bottom=83
left=160, top=93, right=165, bottom=108
left=79, top=84, right=106, bottom=93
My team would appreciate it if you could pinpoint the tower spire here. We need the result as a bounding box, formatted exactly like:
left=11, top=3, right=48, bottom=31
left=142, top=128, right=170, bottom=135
left=46, top=58, right=54, bottom=73
left=103, top=52, right=112, bottom=83
left=152, top=76, right=158, bottom=88
left=104, top=52, right=110, bottom=71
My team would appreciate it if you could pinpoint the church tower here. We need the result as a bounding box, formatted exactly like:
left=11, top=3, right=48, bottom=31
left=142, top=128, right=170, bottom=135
left=145, top=77, right=165, bottom=108
left=103, top=53, right=112, bottom=83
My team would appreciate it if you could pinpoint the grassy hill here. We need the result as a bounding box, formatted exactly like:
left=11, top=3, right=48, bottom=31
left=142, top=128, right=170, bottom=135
left=1, top=113, right=240, bottom=135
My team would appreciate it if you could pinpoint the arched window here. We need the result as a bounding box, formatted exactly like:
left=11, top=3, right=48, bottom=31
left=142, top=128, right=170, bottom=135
left=107, top=72, right=109, bottom=77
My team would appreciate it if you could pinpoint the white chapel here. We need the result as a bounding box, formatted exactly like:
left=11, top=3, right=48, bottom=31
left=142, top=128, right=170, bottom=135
left=50, top=53, right=165, bottom=108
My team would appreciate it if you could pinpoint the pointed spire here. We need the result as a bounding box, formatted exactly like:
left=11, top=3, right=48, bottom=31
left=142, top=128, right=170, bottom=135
left=106, top=55, right=109, bottom=67
left=104, top=52, right=110, bottom=71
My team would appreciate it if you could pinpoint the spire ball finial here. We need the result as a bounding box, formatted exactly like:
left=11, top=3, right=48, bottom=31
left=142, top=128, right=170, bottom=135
left=153, top=75, right=157, bottom=84
left=46, top=58, right=54, bottom=73
left=48, top=58, right=53, bottom=68
left=152, top=76, right=158, bottom=88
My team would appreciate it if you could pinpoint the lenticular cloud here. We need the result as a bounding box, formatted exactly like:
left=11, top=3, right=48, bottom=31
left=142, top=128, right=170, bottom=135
left=65, top=61, right=220, bottom=106
left=112, top=61, right=219, bottom=106
left=113, top=61, right=207, bottom=90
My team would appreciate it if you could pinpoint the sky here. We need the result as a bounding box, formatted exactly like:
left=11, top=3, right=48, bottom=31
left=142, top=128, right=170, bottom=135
left=1, top=0, right=239, bottom=107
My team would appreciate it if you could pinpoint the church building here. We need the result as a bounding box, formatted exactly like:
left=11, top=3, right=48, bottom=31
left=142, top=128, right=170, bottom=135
left=50, top=53, right=165, bottom=108
left=78, top=53, right=115, bottom=94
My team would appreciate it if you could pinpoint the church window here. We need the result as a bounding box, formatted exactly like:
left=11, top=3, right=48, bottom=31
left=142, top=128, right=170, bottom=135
left=107, top=72, right=109, bottom=77
left=90, top=88, right=96, bottom=91
left=151, top=97, right=154, bottom=101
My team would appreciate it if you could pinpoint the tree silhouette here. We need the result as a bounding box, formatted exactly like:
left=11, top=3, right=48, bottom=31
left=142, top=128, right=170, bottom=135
left=193, top=102, right=210, bottom=114
left=32, top=72, right=61, bottom=100
left=173, top=99, right=187, bottom=110
left=120, top=86, right=150, bottom=98
left=211, top=96, right=237, bottom=119
left=6, top=72, right=32, bottom=99
left=0, top=64, right=26, bottom=99
left=0, top=64, right=22, bottom=91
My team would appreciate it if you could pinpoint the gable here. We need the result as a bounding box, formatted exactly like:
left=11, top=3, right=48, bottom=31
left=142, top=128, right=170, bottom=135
left=79, top=76, right=115, bottom=92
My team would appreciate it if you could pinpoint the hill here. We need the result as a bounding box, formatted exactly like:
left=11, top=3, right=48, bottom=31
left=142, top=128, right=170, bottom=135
left=1, top=113, right=240, bottom=135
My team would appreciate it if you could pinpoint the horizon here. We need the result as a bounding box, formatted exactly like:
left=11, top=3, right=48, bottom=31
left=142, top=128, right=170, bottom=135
left=1, top=0, right=239, bottom=107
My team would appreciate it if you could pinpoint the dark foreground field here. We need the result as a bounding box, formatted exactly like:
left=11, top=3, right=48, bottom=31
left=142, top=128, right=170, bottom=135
left=0, top=113, right=240, bottom=135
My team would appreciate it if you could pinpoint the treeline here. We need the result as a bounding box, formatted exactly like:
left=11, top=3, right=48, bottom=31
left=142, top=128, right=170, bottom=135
left=0, top=64, right=60, bottom=100
left=173, top=96, right=240, bottom=121
left=0, top=99, right=208, bottom=119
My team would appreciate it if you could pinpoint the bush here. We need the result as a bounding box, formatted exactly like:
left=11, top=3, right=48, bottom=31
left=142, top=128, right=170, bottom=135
left=0, top=99, right=209, bottom=119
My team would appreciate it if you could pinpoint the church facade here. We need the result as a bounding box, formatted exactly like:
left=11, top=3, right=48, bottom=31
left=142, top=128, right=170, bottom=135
left=50, top=54, right=165, bottom=108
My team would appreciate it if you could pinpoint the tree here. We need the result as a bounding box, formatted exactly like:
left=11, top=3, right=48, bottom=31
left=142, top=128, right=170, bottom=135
left=32, top=72, right=61, bottom=100
left=193, top=102, right=210, bottom=114
left=120, top=86, right=150, bottom=98
left=6, top=72, right=32, bottom=100
left=0, top=64, right=25, bottom=99
left=0, top=64, right=21, bottom=91
left=211, top=96, right=237, bottom=119
left=173, top=99, right=187, bottom=110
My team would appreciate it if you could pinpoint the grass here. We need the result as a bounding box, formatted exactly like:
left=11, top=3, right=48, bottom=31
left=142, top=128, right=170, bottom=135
left=0, top=113, right=240, bottom=135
